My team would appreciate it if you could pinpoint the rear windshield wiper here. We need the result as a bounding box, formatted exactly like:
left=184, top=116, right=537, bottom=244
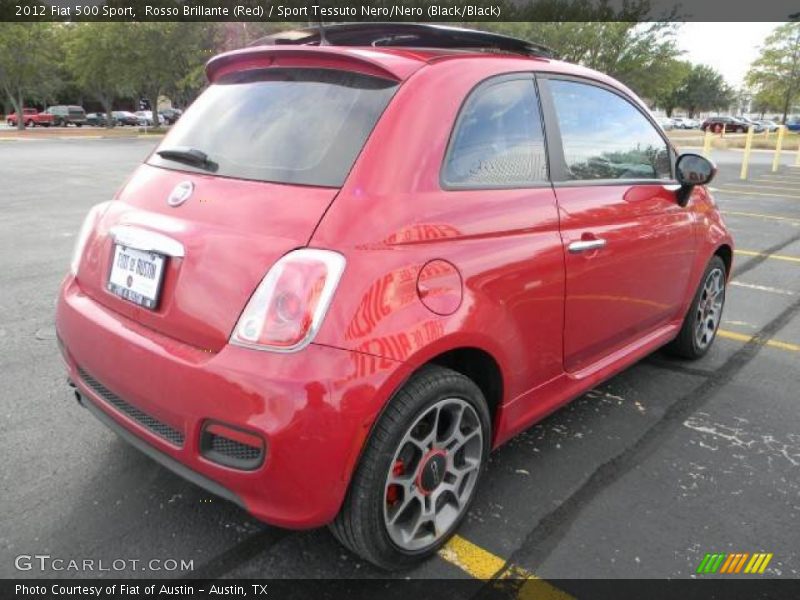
left=156, top=146, right=216, bottom=171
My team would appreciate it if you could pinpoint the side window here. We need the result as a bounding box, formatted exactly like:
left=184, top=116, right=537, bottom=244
left=443, top=78, right=547, bottom=187
left=549, top=79, right=671, bottom=181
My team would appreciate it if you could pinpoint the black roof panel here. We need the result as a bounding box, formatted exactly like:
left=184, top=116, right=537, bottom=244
left=249, top=23, right=555, bottom=59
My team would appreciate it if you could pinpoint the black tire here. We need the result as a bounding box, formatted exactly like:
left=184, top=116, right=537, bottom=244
left=76, top=123, right=82, bottom=128
left=665, top=255, right=727, bottom=360
left=330, top=365, right=491, bottom=570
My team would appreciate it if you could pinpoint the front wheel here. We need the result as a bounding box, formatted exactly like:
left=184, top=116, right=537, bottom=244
left=330, top=365, right=490, bottom=570
left=666, top=255, right=727, bottom=359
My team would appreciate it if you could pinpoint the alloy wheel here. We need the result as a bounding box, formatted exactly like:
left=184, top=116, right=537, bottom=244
left=383, top=397, right=483, bottom=552
left=694, top=267, right=725, bottom=350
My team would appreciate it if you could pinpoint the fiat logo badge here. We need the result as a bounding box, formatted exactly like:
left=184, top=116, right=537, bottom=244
left=167, top=181, right=194, bottom=207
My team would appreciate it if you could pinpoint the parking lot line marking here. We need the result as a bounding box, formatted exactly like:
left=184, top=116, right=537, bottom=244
left=735, top=249, right=800, bottom=264
left=730, top=281, right=796, bottom=296
left=722, top=210, right=800, bottom=224
left=723, top=183, right=800, bottom=192
left=717, top=329, right=800, bottom=353
left=753, top=181, right=800, bottom=187
left=439, top=535, right=505, bottom=579
left=755, top=176, right=800, bottom=182
left=439, top=535, right=574, bottom=599
left=715, top=188, right=800, bottom=199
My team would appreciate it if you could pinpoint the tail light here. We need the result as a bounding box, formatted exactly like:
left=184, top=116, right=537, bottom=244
left=70, top=201, right=111, bottom=276
left=230, top=249, right=346, bottom=352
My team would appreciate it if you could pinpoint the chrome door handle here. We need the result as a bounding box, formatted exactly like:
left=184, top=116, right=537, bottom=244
left=568, top=238, right=607, bottom=253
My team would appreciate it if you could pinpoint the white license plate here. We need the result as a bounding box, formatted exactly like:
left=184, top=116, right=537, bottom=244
left=107, top=245, right=166, bottom=309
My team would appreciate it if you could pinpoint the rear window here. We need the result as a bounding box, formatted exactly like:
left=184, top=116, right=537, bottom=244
left=148, top=68, right=398, bottom=187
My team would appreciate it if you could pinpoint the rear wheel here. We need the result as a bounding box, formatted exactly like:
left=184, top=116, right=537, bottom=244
left=666, top=255, right=726, bottom=359
left=330, top=365, right=490, bottom=570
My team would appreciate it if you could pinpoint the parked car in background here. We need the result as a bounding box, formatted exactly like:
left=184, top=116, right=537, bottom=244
left=135, top=110, right=161, bottom=126
left=46, top=105, right=87, bottom=127
left=6, top=108, right=54, bottom=127
left=671, top=117, right=699, bottom=129
left=57, top=23, right=733, bottom=571
left=159, top=108, right=183, bottom=125
left=787, top=117, right=800, bottom=132
left=735, top=116, right=764, bottom=133
left=656, top=116, right=674, bottom=130
left=86, top=113, right=108, bottom=127
left=701, top=116, right=747, bottom=133
left=756, top=119, right=780, bottom=132
left=111, top=111, right=140, bottom=126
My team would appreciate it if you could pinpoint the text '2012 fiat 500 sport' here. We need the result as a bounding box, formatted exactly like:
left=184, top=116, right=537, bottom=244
left=56, top=24, right=733, bottom=569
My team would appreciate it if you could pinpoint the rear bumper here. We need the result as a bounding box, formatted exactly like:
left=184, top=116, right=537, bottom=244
left=56, top=276, right=409, bottom=528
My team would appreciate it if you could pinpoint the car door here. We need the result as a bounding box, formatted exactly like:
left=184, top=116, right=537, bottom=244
left=437, top=74, right=565, bottom=395
left=538, top=76, right=696, bottom=374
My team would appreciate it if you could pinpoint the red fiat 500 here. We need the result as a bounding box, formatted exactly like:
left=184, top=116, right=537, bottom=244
left=56, top=24, right=733, bottom=569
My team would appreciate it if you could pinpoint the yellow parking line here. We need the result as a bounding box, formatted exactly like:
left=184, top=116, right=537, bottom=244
left=440, top=535, right=506, bottom=579
left=715, top=188, right=800, bottom=199
left=735, top=249, right=800, bottom=264
left=439, top=535, right=574, bottom=600
left=722, top=210, right=800, bottom=225
left=717, top=329, right=800, bottom=353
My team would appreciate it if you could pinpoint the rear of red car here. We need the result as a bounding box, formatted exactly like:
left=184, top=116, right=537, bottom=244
left=55, top=48, right=418, bottom=527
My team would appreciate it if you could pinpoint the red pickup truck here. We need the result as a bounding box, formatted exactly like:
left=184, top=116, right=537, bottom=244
left=6, top=108, right=55, bottom=127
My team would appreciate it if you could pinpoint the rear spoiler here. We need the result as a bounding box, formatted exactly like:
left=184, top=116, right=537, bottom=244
left=205, top=46, right=425, bottom=83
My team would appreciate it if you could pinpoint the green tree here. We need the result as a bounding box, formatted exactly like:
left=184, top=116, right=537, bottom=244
left=675, top=65, right=734, bottom=118
left=476, top=18, right=682, bottom=101
left=129, top=23, right=217, bottom=127
left=161, top=23, right=225, bottom=109
left=746, top=22, right=800, bottom=124
left=0, top=23, right=60, bottom=130
left=653, top=59, right=692, bottom=116
left=751, top=87, right=782, bottom=118
left=66, top=23, right=136, bottom=128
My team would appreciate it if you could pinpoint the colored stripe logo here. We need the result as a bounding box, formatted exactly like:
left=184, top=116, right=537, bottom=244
left=696, top=552, right=773, bottom=574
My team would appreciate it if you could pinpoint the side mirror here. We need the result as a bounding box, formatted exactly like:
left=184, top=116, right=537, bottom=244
left=675, top=153, right=717, bottom=206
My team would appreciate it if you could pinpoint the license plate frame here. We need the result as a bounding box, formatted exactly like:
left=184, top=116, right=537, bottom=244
left=107, top=244, right=167, bottom=310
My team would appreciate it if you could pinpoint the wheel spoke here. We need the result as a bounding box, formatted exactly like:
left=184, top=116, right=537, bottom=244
left=388, top=489, right=420, bottom=525
left=383, top=397, right=484, bottom=552
left=694, top=267, right=725, bottom=350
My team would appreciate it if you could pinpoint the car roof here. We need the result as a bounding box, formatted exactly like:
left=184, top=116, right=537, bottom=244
left=207, top=24, right=636, bottom=103
left=208, top=44, right=620, bottom=89
left=249, top=23, right=555, bottom=58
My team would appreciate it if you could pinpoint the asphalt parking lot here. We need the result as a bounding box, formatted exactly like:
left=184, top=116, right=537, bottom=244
left=1, top=138, right=798, bottom=590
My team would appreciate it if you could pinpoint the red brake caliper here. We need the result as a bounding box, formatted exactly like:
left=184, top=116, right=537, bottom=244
left=386, top=459, right=405, bottom=505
